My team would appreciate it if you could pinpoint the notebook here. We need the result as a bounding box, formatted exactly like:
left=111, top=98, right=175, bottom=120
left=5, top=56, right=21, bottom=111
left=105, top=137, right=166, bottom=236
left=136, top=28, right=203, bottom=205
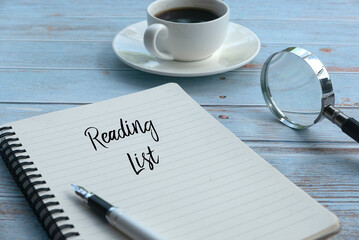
left=0, top=83, right=339, bottom=240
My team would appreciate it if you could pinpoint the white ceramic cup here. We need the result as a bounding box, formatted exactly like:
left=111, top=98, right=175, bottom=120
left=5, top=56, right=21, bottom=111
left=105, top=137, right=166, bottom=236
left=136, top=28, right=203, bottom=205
left=144, top=0, right=229, bottom=62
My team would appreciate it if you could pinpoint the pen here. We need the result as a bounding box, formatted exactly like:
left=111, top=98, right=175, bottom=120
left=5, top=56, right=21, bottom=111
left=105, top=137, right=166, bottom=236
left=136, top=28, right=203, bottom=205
left=71, top=184, right=163, bottom=240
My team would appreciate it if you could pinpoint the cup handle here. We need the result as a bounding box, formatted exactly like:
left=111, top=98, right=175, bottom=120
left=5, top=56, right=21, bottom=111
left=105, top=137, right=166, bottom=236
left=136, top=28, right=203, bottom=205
left=144, top=23, right=174, bottom=61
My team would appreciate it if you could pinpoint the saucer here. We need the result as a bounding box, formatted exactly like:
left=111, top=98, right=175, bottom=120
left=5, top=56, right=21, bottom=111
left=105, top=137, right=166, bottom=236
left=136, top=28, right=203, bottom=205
left=112, top=21, right=260, bottom=77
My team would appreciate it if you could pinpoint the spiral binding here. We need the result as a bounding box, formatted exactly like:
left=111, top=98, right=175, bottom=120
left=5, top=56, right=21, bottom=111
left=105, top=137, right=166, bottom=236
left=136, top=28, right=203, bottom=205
left=0, top=126, right=80, bottom=240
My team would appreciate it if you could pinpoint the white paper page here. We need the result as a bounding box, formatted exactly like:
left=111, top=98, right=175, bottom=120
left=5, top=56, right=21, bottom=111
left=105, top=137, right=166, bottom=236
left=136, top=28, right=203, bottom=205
left=3, top=83, right=339, bottom=240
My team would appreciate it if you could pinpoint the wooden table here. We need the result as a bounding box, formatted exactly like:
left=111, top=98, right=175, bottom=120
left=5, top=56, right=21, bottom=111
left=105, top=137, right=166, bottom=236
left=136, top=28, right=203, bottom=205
left=1, top=0, right=359, bottom=239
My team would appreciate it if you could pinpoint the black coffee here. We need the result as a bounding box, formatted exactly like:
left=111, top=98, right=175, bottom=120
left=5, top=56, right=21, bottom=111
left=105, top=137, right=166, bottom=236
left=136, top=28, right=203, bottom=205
left=155, top=7, right=219, bottom=23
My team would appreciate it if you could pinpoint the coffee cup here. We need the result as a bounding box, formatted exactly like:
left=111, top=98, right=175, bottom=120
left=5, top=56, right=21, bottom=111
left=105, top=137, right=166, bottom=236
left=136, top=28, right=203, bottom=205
left=144, top=0, right=229, bottom=62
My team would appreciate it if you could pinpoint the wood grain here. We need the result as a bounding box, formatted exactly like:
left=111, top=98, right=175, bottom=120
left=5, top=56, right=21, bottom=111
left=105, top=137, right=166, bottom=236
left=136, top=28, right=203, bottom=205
left=1, top=18, right=358, bottom=46
left=2, top=0, right=359, bottom=20
left=0, top=42, right=359, bottom=73
left=0, top=70, right=358, bottom=107
left=1, top=104, right=359, bottom=143
left=0, top=200, right=49, bottom=240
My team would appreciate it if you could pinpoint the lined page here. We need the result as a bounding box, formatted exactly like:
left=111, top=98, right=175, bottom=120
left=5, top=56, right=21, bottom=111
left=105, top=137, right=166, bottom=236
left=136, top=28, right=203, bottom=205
left=4, top=83, right=339, bottom=240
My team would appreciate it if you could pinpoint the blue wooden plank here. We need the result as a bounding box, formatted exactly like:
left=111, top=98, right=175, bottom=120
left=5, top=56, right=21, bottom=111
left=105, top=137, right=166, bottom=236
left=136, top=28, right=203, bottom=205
left=2, top=0, right=359, bottom=21
left=0, top=161, right=47, bottom=239
left=1, top=17, right=358, bottom=46
left=0, top=42, right=358, bottom=73
left=0, top=200, right=49, bottom=240
left=0, top=104, right=358, bottom=142
left=0, top=70, right=358, bottom=107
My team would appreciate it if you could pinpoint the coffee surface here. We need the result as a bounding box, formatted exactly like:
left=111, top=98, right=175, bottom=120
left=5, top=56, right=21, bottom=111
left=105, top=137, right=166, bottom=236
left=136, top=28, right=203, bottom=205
left=155, top=7, right=219, bottom=23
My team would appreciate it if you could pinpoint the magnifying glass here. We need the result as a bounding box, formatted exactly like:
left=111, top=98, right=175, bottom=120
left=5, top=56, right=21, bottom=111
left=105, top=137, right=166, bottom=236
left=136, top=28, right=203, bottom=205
left=261, top=47, right=359, bottom=143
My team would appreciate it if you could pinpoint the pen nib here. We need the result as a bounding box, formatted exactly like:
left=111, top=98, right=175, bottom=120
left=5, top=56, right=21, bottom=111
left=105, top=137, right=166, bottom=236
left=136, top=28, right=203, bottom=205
left=71, top=184, right=93, bottom=201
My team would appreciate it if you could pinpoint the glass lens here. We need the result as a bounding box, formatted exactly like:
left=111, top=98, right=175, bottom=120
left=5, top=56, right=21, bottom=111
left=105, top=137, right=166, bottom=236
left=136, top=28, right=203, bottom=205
left=262, top=52, right=323, bottom=128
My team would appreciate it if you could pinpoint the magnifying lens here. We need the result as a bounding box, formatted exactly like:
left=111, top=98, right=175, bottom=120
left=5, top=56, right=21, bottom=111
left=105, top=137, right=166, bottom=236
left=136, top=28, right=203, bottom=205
left=261, top=47, right=359, bottom=143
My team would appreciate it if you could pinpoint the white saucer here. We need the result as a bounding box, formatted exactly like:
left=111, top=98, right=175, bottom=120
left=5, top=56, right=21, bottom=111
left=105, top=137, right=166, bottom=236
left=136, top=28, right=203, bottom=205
left=112, top=21, right=260, bottom=77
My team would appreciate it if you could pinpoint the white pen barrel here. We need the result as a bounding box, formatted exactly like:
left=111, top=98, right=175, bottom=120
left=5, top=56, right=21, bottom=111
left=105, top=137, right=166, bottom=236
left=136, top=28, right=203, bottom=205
left=106, top=207, right=163, bottom=240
